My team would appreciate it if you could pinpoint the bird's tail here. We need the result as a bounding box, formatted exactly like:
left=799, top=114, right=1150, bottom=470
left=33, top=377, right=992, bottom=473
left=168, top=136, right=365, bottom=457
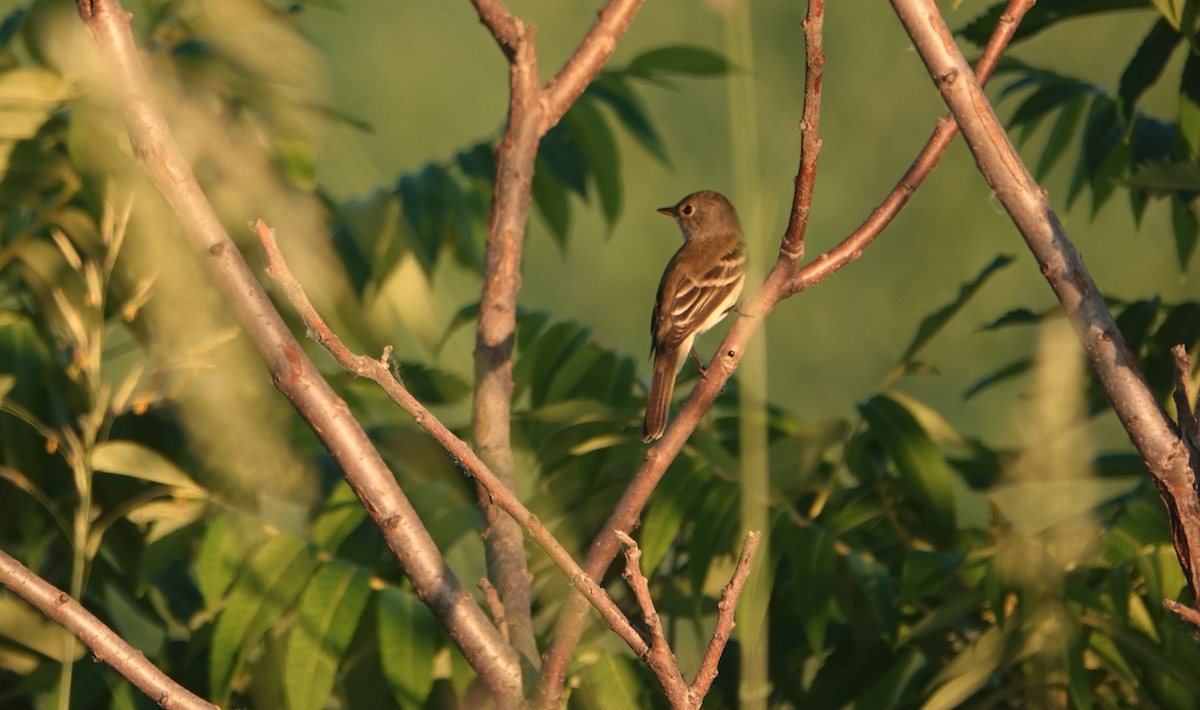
left=643, top=349, right=679, bottom=442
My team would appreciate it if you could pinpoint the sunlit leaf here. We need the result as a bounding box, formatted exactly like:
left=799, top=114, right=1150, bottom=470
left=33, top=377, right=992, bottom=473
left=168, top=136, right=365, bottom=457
left=285, top=561, right=371, bottom=710
left=639, top=457, right=709, bottom=576
left=312, top=480, right=366, bottom=551
left=91, top=441, right=205, bottom=497
left=209, top=532, right=316, bottom=702
left=378, top=586, right=436, bottom=709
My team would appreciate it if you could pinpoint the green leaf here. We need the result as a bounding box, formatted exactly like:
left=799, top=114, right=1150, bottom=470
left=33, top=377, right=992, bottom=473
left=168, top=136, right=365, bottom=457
left=194, top=514, right=265, bottom=610
left=843, top=552, right=899, bottom=643
left=334, top=188, right=405, bottom=296
left=312, top=480, right=366, bottom=551
left=964, top=359, right=1033, bottom=401
left=859, top=395, right=956, bottom=544
left=637, top=457, right=709, bottom=576
left=1119, top=19, right=1183, bottom=122
left=1007, top=81, right=1098, bottom=129
left=377, top=586, right=436, bottom=709
left=1082, top=609, right=1200, bottom=697
left=285, top=560, right=372, bottom=710
left=688, top=480, right=741, bottom=611
left=958, top=0, right=1153, bottom=47
left=855, top=649, right=927, bottom=710
left=586, top=74, right=669, bottom=163
left=1066, top=626, right=1094, bottom=710
left=398, top=163, right=462, bottom=274
left=1181, top=51, right=1200, bottom=157
left=584, top=654, right=648, bottom=709
left=1037, top=94, right=1088, bottom=180
left=627, top=45, right=732, bottom=77
left=103, top=581, right=165, bottom=659
left=899, top=549, right=965, bottom=603
left=786, top=524, right=839, bottom=652
left=895, top=255, right=1014, bottom=368
left=209, top=532, right=316, bottom=702
left=91, top=441, right=204, bottom=496
left=1174, top=194, right=1200, bottom=271
left=531, top=155, right=571, bottom=250
left=565, top=98, right=622, bottom=229
left=1115, top=297, right=1161, bottom=353
left=391, top=361, right=471, bottom=405
left=1126, top=160, right=1200, bottom=192
left=979, top=307, right=1051, bottom=331
left=538, top=123, right=589, bottom=198
left=921, top=625, right=1016, bottom=710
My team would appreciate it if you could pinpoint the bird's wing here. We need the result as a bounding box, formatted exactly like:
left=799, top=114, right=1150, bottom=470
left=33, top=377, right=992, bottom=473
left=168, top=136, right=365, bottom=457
left=657, top=242, right=746, bottom=353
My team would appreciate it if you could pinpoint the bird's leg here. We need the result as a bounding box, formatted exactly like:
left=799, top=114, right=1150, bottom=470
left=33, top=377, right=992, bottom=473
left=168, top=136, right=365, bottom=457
left=690, top=347, right=707, bottom=376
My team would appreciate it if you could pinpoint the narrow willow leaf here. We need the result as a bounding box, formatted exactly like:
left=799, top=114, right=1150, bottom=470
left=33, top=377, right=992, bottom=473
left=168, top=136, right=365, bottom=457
left=209, top=532, right=316, bottom=702
left=538, top=123, right=589, bottom=198
left=378, top=586, right=436, bottom=709
left=639, top=457, right=709, bottom=576
left=859, top=395, right=956, bottom=544
left=91, top=441, right=204, bottom=497
left=627, top=45, right=732, bottom=76
left=1180, top=52, right=1200, bottom=157
left=312, top=480, right=366, bottom=551
left=586, top=75, right=669, bottom=163
left=1173, top=194, right=1200, bottom=271
left=958, top=0, right=1153, bottom=46
left=1036, top=94, right=1088, bottom=180
left=1126, top=160, right=1200, bottom=192
left=565, top=98, right=622, bottom=229
left=1118, top=19, right=1182, bottom=121
left=899, top=549, right=965, bottom=601
left=531, top=155, right=571, bottom=250
left=896, top=255, right=1014, bottom=367
left=1008, top=81, right=1097, bottom=129
left=285, top=561, right=371, bottom=710
left=921, top=626, right=1014, bottom=710
left=193, top=514, right=264, bottom=610
left=688, top=480, right=740, bottom=610
left=787, top=524, right=839, bottom=652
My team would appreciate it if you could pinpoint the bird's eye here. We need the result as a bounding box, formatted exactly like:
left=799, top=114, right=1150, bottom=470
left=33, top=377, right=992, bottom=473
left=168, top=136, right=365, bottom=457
left=681, top=204, right=695, bottom=216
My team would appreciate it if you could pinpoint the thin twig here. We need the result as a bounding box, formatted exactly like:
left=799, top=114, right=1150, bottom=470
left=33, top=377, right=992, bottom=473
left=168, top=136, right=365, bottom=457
left=1174, top=345, right=1197, bottom=447
left=478, top=578, right=510, bottom=644
left=468, top=0, right=518, bottom=58
left=253, top=220, right=656, bottom=664
left=74, top=1, right=523, bottom=705
left=1164, top=598, right=1200, bottom=631
left=689, top=531, right=761, bottom=704
left=536, top=0, right=1036, bottom=699
left=616, top=532, right=687, bottom=705
left=890, top=0, right=1200, bottom=599
left=0, top=548, right=218, bottom=710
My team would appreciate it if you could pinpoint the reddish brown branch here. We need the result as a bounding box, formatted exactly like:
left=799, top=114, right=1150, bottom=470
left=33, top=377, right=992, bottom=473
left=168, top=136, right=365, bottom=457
left=689, top=531, right=761, bottom=703
left=889, top=0, right=1200, bottom=599
left=537, top=0, right=1036, bottom=700
left=469, top=0, right=519, bottom=59
left=1164, top=598, right=1200, bottom=631
left=544, top=0, right=647, bottom=126
left=616, top=532, right=688, bottom=704
left=0, top=548, right=217, bottom=710
left=789, top=0, right=1032, bottom=295
left=780, top=0, right=825, bottom=259
left=75, top=1, right=522, bottom=705
left=470, top=0, right=648, bottom=669
left=254, top=220, right=657, bottom=667
left=478, top=578, right=511, bottom=644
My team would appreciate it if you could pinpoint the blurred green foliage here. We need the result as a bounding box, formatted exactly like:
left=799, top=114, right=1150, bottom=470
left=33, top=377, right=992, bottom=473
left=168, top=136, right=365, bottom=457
left=0, top=0, right=1199, bottom=709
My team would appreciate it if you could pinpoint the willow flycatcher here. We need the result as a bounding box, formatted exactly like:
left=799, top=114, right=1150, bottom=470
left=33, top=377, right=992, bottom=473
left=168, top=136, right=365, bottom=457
left=643, top=191, right=746, bottom=442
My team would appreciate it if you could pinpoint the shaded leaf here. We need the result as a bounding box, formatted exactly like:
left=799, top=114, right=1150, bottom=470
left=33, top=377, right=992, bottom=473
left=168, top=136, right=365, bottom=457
left=1173, top=193, right=1200, bottom=270
left=1037, top=94, right=1088, bottom=180
left=586, top=75, right=669, bottom=163
left=1118, top=19, right=1182, bottom=121
left=859, top=395, right=956, bottom=544
left=637, top=457, right=709, bottom=576
left=532, top=155, right=571, bottom=249
left=627, top=45, right=732, bottom=77
left=565, top=98, right=622, bottom=229
left=786, top=524, right=839, bottom=652
left=900, top=549, right=965, bottom=601
left=896, top=255, right=1014, bottom=368
left=1126, top=160, right=1200, bottom=192
left=958, top=0, right=1153, bottom=47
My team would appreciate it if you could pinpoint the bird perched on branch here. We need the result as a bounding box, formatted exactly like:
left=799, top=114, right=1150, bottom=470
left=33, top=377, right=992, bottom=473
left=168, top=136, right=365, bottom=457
left=643, top=191, right=746, bottom=442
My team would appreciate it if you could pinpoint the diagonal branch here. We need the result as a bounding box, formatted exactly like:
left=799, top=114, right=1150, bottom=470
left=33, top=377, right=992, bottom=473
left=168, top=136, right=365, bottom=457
left=74, top=0, right=523, bottom=706
left=253, top=219, right=662, bottom=675
left=469, top=0, right=518, bottom=58
left=689, top=531, right=761, bottom=704
left=536, top=0, right=1035, bottom=701
left=0, top=548, right=217, bottom=710
left=888, top=0, right=1200, bottom=605
left=543, top=0, right=648, bottom=126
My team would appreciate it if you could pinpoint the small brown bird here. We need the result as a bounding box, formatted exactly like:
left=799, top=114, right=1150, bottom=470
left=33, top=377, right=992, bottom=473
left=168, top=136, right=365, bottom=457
left=643, top=191, right=747, bottom=442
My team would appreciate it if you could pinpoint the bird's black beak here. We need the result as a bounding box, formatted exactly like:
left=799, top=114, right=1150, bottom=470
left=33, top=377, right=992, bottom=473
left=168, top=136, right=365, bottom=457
left=657, top=206, right=676, bottom=217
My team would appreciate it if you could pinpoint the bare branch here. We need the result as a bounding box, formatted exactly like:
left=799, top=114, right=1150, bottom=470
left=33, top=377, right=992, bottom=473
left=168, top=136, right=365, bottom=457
left=689, top=532, right=761, bottom=704
left=253, top=220, right=657, bottom=666
left=888, top=0, right=1200, bottom=598
left=537, top=0, right=1035, bottom=700
left=616, top=532, right=689, bottom=705
left=1164, top=598, right=1200, bottom=631
left=469, top=0, right=519, bottom=59
left=789, top=0, right=1033, bottom=294
left=478, top=578, right=511, bottom=644
left=544, top=0, right=648, bottom=126
left=471, top=0, right=648, bottom=666
left=0, top=548, right=217, bottom=710
left=780, top=0, right=826, bottom=259
left=75, top=1, right=522, bottom=704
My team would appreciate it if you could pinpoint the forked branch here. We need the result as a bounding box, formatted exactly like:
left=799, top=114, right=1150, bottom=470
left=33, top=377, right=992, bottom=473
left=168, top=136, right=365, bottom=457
left=888, top=0, right=1200, bottom=620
